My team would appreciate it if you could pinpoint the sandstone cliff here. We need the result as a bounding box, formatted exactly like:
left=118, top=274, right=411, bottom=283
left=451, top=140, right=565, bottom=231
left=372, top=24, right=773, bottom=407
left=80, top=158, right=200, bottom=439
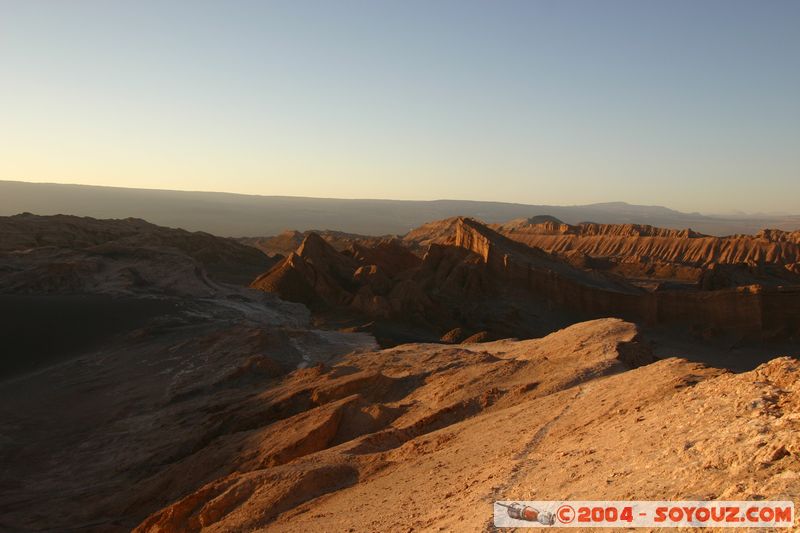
left=492, top=217, right=800, bottom=269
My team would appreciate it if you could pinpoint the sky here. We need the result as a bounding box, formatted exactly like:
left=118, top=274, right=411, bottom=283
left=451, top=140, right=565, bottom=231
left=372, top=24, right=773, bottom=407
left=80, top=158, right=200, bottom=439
left=1, top=1, right=798, bottom=214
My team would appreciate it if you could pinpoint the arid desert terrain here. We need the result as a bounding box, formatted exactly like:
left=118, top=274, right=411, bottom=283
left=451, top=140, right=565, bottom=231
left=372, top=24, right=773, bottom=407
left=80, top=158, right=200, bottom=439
left=0, top=212, right=798, bottom=531
left=3, top=0, right=800, bottom=530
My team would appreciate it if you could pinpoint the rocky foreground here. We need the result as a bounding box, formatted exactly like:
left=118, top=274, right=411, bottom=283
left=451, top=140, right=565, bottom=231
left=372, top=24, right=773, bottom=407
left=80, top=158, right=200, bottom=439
left=4, top=315, right=799, bottom=531
left=135, top=320, right=800, bottom=531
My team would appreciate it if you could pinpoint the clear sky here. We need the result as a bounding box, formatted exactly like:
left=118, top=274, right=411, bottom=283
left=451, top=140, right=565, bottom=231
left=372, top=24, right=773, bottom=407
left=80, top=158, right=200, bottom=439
left=1, top=1, right=798, bottom=213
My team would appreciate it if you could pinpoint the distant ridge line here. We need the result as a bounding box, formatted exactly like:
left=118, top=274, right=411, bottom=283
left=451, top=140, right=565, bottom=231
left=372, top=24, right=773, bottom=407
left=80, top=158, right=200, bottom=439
left=1, top=180, right=798, bottom=237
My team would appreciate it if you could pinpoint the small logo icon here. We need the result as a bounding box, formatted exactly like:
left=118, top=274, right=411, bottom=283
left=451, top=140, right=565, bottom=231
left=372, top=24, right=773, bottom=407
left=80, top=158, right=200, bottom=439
left=497, top=502, right=556, bottom=525
left=557, top=504, right=575, bottom=524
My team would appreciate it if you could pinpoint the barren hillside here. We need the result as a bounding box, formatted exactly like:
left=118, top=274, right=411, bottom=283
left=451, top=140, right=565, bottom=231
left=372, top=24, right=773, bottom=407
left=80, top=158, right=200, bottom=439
left=129, top=319, right=800, bottom=532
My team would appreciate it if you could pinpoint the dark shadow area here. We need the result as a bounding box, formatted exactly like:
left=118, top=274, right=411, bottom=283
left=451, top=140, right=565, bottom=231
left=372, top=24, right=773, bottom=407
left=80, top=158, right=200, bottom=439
left=0, top=294, right=177, bottom=379
left=642, top=324, right=800, bottom=372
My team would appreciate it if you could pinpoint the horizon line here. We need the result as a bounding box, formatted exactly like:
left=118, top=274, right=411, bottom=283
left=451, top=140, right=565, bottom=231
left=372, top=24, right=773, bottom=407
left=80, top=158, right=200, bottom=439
left=2, top=178, right=787, bottom=219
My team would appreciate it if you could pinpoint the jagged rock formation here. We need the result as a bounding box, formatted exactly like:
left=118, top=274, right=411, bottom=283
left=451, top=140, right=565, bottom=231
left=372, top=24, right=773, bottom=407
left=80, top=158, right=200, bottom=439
left=251, top=233, right=360, bottom=307
left=758, top=228, right=800, bottom=244
left=254, top=217, right=800, bottom=341
left=490, top=218, right=800, bottom=283
left=252, top=219, right=630, bottom=343
left=402, top=216, right=463, bottom=251
left=496, top=218, right=705, bottom=238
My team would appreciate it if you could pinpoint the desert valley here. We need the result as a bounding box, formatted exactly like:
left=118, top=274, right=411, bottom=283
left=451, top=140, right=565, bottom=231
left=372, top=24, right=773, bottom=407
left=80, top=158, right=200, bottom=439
left=1, top=209, right=798, bottom=531
left=2, top=1, right=799, bottom=530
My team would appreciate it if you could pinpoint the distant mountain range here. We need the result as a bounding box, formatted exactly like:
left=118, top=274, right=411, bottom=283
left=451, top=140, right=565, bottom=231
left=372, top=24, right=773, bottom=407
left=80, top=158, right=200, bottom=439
left=1, top=180, right=798, bottom=237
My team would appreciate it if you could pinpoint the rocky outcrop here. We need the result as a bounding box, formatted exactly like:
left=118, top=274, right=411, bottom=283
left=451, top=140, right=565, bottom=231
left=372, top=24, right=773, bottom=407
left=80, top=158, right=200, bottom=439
left=239, top=229, right=390, bottom=257
left=250, top=233, right=360, bottom=307
left=345, top=239, right=421, bottom=277
left=461, top=331, right=491, bottom=343
left=757, top=228, right=800, bottom=244
left=490, top=218, right=800, bottom=269
left=252, top=217, right=800, bottom=341
left=496, top=218, right=704, bottom=238
left=440, top=327, right=468, bottom=343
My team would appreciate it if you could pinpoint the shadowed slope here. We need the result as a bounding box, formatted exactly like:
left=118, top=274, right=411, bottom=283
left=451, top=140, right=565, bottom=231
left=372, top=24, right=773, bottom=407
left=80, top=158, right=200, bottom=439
left=0, top=213, right=274, bottom=285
